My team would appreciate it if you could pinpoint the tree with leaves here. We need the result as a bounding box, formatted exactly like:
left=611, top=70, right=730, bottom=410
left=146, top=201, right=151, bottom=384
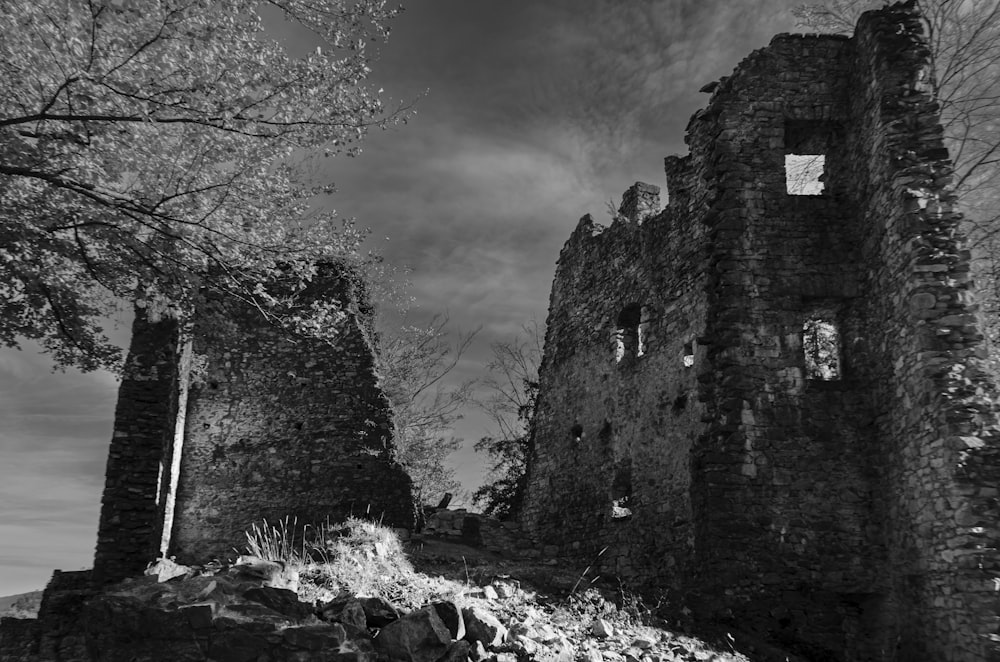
left=0, top=0, right=403, bottom=371
left=376, top=309, right=478, bottom=507
left=473, top=321, right=542, bottom=520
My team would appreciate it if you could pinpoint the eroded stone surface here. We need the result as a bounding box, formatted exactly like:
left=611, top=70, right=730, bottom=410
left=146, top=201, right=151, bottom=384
left=93, top=263, right=416, bottom=585
left=520, top=3, right=1000, bottom=661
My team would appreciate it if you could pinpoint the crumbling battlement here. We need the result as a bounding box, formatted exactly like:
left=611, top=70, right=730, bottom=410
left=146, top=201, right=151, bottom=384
left=93, top=263, right=416, bottom=585
left=520, top=3, right=1000, bottom=661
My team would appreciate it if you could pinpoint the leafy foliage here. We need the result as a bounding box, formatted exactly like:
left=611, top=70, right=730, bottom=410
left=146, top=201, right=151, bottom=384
left=473, top=321, right=542, bottom=520
left=0, top=0, right=403, bottom=370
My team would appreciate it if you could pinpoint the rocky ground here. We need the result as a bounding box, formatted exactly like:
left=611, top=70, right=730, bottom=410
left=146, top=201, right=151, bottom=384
left=0, top=518, right=798, bottom=661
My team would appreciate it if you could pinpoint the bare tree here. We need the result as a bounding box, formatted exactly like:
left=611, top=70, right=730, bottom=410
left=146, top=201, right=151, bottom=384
left=794, top=0, right=1000, bottom=344
left=377, top=309, right=478, bottom=507
left=473, top=320, right=542, bottom=519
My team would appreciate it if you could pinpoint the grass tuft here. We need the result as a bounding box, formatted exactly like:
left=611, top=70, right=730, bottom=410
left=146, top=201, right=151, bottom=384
left=244, top=516, right=460, bottom=608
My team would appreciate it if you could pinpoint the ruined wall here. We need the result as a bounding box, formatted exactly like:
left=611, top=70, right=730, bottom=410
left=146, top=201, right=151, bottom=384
left=846, top=8, right=1000, bottom=660
left=685, top=30, right=888, bottom=659
left=93, top=310, right=182, bottom=585
left=93, top=264, right=416, bottom=581
left=521, top=3, right=1000, bottom=660
left=169, top=267, right=416, bottom=563
left=519, top=183, right=709, bottom=587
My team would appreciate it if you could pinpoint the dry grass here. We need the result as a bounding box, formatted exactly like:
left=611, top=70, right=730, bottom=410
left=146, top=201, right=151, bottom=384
left=244, top=516, right=465, bottom=608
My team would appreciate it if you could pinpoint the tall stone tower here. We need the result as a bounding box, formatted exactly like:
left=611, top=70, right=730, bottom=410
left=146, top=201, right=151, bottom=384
left=520, top=3, right=1000, bottom=660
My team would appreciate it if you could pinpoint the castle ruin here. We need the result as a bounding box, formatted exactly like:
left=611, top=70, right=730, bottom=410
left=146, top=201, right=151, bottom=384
left=93, top=263, right=416, bottom=585
left=520, top=3, right=1000, bottom=660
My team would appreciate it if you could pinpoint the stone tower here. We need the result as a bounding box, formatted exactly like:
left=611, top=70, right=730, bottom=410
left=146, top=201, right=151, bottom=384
left=520, top=3, right=1000, bottom=660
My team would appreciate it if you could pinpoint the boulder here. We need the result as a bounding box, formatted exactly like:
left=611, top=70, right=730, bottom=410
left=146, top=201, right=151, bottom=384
left=319, top=597, right=368, bottom=630
left=439, top=639, right=472, bottom=662
left=230, top=556, right=299, bottom=592
left=469, top=639, right=489, bottom=661
left=591, top=619, right=613, bottom=638
left=144, top=558, right=191, bottom=583
left=282, top=622, right=374, bottom=658
left=429, top=600, right=465, bottom=640
left=242, top=586, right=314, bottom=620
left=373, top=606, right=451, bottom=662
left=461, top=605, right=507, bottom=648
left=359, top=596, right=400, bottom=627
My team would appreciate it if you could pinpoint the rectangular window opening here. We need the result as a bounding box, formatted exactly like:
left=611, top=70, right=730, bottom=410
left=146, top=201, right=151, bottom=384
left=682, top=342, right=694, bottom=368
left=615, top=303, right=643, bottom=363
left=785, top=154, right=826, bottom=195
left=610, top=466, right=633, bottom=520
left=803, top=317, right=842, bottom=380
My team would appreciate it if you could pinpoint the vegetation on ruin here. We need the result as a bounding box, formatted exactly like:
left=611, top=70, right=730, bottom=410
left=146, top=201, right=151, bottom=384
left=244, top=516, right=454, bottom=609
left=0, top=0, right=405, bottom=372
left=473, top=321, right=541, bottom=519
left=374, top=286, right=479, bottom=506
left=241, top=517, right=752, bottom=662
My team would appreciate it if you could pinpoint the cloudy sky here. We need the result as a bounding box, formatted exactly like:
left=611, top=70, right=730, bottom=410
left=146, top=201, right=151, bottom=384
left=0, top=0, right=807, bottom=595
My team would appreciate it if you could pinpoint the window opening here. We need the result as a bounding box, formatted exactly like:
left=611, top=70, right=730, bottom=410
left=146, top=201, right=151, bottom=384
left=785, top=154, right=825, bottom=195
left=610, top=466, right=633, bottom=520
left=803, top=317, right=842, bottom=380
left=682, top=342, right=694, bottom=367
left=615, top=304, right=643, bottom=363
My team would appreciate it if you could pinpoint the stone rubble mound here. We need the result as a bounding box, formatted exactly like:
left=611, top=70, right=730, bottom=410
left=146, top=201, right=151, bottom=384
left=0, top=555, right=754, bottom=662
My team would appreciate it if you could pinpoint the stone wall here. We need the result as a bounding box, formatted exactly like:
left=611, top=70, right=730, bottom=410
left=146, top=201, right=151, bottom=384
left=93, top=311, right=182, bottom=585
left=520, top=3, right=1000, bottom=660
left=169, top=266, right=416, bottom=562
left=519, top=183, right=708, bottom=590
left=93, top=264, right=416, bottom=583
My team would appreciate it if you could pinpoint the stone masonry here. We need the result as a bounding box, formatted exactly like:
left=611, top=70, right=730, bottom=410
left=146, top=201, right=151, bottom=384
left=93, top=263, right=416, bottom=584
left=519, top=3, right=1000, bottom=661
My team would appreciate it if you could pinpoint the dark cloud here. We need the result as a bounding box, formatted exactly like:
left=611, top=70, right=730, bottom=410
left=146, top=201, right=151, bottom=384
left=0, top=1, right=806, bottom=594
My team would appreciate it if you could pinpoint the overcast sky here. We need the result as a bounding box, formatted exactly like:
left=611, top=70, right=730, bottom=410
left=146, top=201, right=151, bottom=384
left=0, top=0, right=805, bottom=595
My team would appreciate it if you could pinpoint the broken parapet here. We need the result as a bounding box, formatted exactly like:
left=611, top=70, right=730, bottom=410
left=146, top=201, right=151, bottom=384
left=617, top=182, right=661, bottom=224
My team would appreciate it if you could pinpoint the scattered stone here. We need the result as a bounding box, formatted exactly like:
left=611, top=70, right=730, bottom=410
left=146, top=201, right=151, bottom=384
left=482, top=585, right=500, bottom=601
left=591, top=619, right=614, bottom=639
left=440, top=639, right=472, bottom=662
left=144, top=558, right=190, bottom=583
left=492, top=581, right=517, bottom=599
left=374, top=606, right=451, bottom=662
left=179, top=603, right=214, bottom=629
left=319, top=597, right=368, bottom=630
left=242, top=586, right=313, bottom=620
left=469, top=639, right=490, bottom=661
left=359, top=596, right=400, bottom=627
left=230, top=556, right=299, bottom=592
left=429, top=600, right=466, bottom=640
left=513, top=634, right=540, bottom=655
left=462, top=605, right=508, bottom=647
